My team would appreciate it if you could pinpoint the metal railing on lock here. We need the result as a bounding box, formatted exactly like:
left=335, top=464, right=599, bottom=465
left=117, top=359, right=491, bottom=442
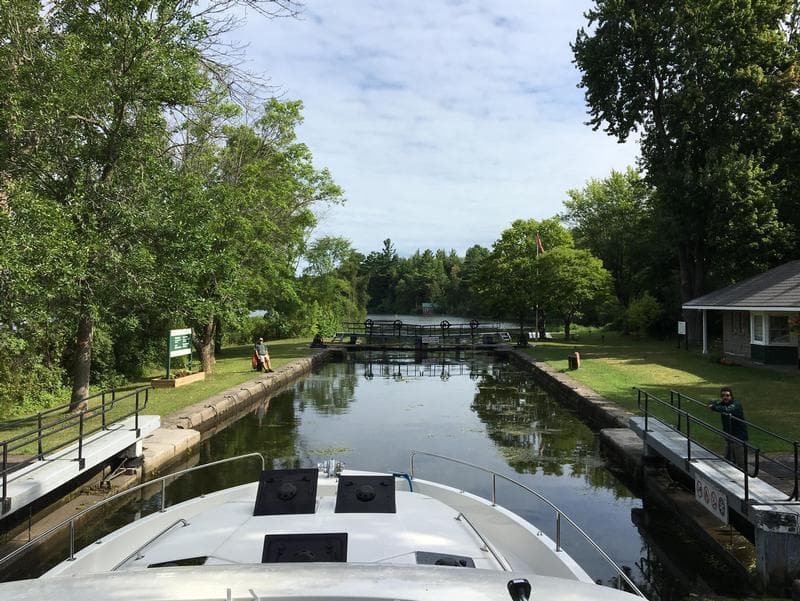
left=336, top=319, right=512, bottom=345
left=666, top=389, right=799, bottom=501
left=1, top=386, right=152, bottom=507
left=634, top=388, right=800, bottom=505
left=408, top=450, right=645, bottom=597
left=0, top=453, right=266, bottom=570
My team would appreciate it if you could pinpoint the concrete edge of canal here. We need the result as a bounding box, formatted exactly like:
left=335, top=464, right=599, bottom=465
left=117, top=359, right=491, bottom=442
left=140, top=349, right=337, bottom=476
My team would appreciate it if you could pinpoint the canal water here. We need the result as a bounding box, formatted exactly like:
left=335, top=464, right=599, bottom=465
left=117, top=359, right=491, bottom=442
left=162, top=351, right=740, bottom=600
left=11, top=351, right=744, bottom=598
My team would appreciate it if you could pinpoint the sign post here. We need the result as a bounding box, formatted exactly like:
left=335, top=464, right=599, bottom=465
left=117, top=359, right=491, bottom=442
left=166, top=328, right=192, bottom=379
left=677, top=320, right=687, bottom=350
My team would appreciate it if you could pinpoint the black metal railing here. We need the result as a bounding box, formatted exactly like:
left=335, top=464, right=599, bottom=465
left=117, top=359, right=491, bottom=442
left=668, top=389, right=799, bottom=501
left=1, top=386, right=151, bottom=511
left=337, top=319, right=512, bottom=345
left=635, top=387, right=800, bottom=505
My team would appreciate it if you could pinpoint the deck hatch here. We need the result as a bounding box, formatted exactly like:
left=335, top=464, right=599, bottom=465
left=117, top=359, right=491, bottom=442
left=261, top=533, right=348, bottom=563
left=253, top=468, right=318, bottom=516
left=334, top=475, right=396, bottom=513
left=415, top=551, right=475, bottom=567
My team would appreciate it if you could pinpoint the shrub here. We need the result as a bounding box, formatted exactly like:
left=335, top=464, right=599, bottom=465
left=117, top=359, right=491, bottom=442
left=625, top=292, right=663, bottom=336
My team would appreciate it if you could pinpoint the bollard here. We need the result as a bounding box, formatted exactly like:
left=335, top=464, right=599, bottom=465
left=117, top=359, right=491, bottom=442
left=568, top=352, right=581, bottom=370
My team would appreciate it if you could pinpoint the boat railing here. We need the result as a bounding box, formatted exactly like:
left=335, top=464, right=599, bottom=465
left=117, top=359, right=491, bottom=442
left=0, top=453, right=265, bottom=571
left=409, top=449, right=645, bottom=597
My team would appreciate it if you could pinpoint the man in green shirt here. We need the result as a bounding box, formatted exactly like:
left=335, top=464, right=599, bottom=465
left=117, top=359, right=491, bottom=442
left=708, top=386, right=748, bottom=468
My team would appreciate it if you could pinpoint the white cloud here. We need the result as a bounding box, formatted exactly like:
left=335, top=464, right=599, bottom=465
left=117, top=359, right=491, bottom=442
left=231, top=0, right=638, bottom=256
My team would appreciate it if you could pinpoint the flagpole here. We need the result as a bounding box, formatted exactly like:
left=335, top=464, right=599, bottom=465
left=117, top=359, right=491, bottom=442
left=535, top=232, right=539, bottom=340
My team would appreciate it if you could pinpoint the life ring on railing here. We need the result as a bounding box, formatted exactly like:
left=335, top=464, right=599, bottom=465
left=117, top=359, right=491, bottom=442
left=364, top=318, right=373, bottom=328
left=469, top=319, right=479, bottom=330
left=393, top=319, right=403, bottom=329
left=440, top=320, right=450, bottom=329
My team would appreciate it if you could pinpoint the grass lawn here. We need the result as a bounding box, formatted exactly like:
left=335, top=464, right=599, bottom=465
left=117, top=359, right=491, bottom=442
left=521, top=330, right=800, bottom=453
left=133, top=338, right=315, bottom=417
left=1, top=338, right=314, bottom=455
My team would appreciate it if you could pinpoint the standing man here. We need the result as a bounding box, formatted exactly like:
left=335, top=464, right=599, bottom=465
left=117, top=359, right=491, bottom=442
left=708, top=386, right=749, bottom=468
left=254, top=337, right=273, bottom=373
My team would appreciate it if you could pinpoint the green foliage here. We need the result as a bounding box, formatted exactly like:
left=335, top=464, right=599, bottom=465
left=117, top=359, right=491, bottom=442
left=477, top=218, right=574, bottom=334
left=625, top=292, right=663, bottom=336
left=537, top=247, right=613, bottom=339
left=573, top=1, right=800, bottom=302
left=563, top=168, right=664, bottom=309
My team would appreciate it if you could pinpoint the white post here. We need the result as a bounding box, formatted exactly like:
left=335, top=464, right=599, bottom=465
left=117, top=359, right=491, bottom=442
left=702, top=309, right=708, bottom=354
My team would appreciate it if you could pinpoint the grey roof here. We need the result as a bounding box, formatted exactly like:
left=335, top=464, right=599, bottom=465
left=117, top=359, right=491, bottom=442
left=682, top=260, right=800, bottom=311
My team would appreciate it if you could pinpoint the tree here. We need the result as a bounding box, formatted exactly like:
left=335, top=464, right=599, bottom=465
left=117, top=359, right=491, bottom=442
left=573, top=1, right=799, bottom=307
left=169, top=98, right=343, bottom=372
left=0, top=1, right=305, bottom=409
left=477, top=218, right=572, bottom=342
left=362, top=239, right=400, bottom=312
left=563, top=169, right=656, bottom=310
left=537, top=247, right=613, bottom=340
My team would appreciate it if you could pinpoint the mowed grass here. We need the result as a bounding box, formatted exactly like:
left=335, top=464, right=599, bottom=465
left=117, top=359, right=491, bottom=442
left=1, top=338, right=314, bottom=455
left=522, top=330, right=800, bottom=453
left=133, top=338, right=315, bottom=417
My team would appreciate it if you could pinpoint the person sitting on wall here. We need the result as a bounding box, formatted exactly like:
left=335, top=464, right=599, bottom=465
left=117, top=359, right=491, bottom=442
left=253, top=337, right=273, bottom=373
left=311, top=333, right=325, bottom=348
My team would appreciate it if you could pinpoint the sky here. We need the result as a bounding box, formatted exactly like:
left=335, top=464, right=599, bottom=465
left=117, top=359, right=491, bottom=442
left=232, top=1, right=639, bottom=257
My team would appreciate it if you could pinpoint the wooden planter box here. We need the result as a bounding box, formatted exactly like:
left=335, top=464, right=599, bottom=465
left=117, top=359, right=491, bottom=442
left=151, top=371, right=206, bottom=388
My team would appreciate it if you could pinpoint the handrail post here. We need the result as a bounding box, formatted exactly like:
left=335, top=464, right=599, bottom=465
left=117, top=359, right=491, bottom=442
left=135, top=390, right=140, bottom=437
left=793, top=441, right=799, bottom=501
left=2, top=441, right=7, bottom=506
left=555, top=511, right=561, bottom=552
left=743, top=443, right=750, bottom=509
left=68, top=520, right=76, bottom=561
left=491, top=473, right=496, bottom=506
left=101, top=391, right=107, bottom=431
left=77, top=412, right=85, bottom=470
left=686, top=417, right=692, bottom=463
left=37, top=413, right=43, bottom=459
left=160, top=478, right=167, bottom=512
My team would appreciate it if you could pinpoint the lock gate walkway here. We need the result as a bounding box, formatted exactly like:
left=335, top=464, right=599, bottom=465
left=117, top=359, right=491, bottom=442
left=630, top=388, right=800, bottom=589
left=1, top=387, right=159, bottom=519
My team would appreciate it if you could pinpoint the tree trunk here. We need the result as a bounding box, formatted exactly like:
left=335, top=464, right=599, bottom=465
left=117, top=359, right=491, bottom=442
left=195, top=315, right=217, bottom=373
left=564, top=318, right=571, bottom=341
left=69, top=312, right=92, bottom=412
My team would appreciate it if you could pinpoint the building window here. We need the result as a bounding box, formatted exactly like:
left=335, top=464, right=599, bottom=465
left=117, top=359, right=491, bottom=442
left=769, top=315, right=791, bottom=344
left=751, top=314, right=764, bottom=343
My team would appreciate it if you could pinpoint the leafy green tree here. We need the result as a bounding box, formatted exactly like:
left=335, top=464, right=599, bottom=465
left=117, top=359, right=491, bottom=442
left=362, top=239, right=400, bottom=312
left=297, top=237, right=366, bottom=336
left=625, top=292, right=664, bottom=336
left=563, top=169, right=657, bottom=310
left=537, top=247, right=613, bottom=340
left=573, top=0, right=798, bottom=305
left=477, top=218, right=572, bottom=342
left=169, top=98, right=343, bottom=371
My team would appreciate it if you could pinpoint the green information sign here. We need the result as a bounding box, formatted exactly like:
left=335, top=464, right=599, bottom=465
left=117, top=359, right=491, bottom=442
left=169, top=328, right=192, bottom=358
left=165, top=327, right=192, bottom=379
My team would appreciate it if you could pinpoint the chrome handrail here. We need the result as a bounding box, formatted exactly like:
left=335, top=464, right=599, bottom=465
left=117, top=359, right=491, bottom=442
left=409, top=449, right=645, bottom=597
left=111, top=518, right=189, bottom=570
left=0, top=453, right=265, bottom=569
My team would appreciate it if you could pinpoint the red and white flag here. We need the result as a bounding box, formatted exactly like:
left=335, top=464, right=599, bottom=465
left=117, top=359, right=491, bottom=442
left=535, top=232, right=545, bottom=255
